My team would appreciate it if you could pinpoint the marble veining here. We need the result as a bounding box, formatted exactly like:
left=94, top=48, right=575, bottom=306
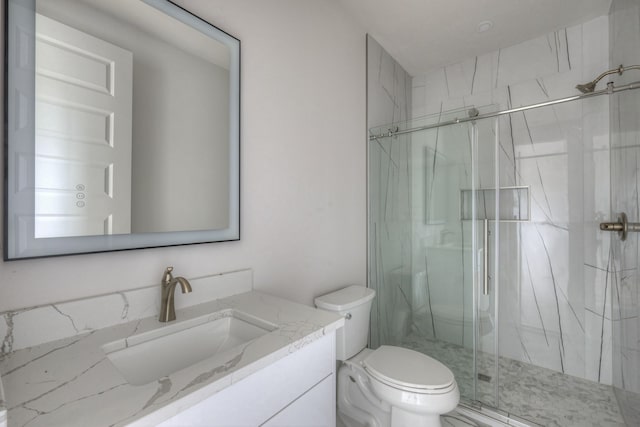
left=0, top=291, right=344, bottom=427
left=0, top=269, right=253, bottom=355
left=0, top=314, right=14, bottom=355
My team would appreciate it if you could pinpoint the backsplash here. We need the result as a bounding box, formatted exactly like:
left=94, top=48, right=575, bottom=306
left=0, top=269, right=252, bottom=355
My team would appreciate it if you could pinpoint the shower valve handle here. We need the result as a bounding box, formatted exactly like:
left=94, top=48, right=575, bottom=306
left=600, top=212, right=640, bottom=241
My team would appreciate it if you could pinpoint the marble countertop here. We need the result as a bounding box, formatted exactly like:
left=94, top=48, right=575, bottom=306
left=0, top=291, right=344, bottom=427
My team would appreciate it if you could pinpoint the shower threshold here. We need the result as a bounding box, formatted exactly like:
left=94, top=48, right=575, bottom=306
left=455, top=400, right=542, bottom=427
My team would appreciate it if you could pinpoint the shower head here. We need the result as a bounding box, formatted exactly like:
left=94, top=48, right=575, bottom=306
left=575, top=81, right=597, bottom=94
left=576, top=64, right=640, bottom=94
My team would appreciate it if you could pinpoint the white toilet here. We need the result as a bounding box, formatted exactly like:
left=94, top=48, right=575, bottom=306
left=315, top=286, right=459, bottom=427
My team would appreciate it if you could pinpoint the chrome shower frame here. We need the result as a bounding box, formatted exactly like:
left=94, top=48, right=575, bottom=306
left=369, top=78, right=640, bottom=141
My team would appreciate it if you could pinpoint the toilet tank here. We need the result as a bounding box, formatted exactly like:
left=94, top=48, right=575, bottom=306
left=315, top=285, right=376, bottom=360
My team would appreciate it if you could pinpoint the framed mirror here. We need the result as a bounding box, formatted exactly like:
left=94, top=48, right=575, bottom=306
left=4, top=0, right=240, bottom=259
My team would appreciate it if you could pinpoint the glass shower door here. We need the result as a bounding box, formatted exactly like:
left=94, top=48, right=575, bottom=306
left=414, top=120, right=481, bottom=401
left=469, top=117, right=500, bottom=408
left=368, top=108, right=500, bottom=408
left=431, top=116, right=499, bottom=407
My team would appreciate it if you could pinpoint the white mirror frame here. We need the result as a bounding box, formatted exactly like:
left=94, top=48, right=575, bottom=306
left=3, top=0, right=240, bottom=259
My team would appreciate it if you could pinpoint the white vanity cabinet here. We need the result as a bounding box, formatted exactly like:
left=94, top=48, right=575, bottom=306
left=154, top=332, right=336, bottom=427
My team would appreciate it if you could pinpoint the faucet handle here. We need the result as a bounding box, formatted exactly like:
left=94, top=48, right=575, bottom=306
left=162, top=266, right=174, bottom=284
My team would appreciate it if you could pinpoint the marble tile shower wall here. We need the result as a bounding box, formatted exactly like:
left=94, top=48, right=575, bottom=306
left=610, top=0, right=640, bottom=424
left=367, top=36, right=413, bottom=348
left=411, top=16, right=613, bottom=384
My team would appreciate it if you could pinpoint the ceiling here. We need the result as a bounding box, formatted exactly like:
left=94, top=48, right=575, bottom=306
left=336, top=0, right=612, bottom=76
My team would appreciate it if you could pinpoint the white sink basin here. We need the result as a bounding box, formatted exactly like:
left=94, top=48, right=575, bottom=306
left=102, top=309, right=277, bottom=385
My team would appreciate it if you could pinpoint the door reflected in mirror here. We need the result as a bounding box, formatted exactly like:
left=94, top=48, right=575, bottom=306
left=5, top=0, right=240, bottom=259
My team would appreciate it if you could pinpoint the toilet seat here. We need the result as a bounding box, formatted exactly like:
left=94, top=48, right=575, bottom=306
left=363, top=346, right=455, bottom=394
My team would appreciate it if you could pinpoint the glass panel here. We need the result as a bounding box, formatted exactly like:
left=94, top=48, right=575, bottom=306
left=368, top=108, right=500, bottom=408
left=368, top=119, right=413, bottom=349
left=460, top=187, right=530, bottom=222
left=410, top=121, right=477, bottom=401
left=472, top=118, right=499, bottom=408
left=610, top=89, right=640, bottom=424
left=492, top=96, right=612, bottom=425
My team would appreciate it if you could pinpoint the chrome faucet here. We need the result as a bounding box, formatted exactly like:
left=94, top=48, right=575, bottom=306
left=159, top=266, right=192, bottom=322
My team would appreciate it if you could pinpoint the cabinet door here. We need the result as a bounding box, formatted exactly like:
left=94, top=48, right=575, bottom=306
left=262, top=374, right=335, bottom=427
left=153, top=332, right=335, bottom=427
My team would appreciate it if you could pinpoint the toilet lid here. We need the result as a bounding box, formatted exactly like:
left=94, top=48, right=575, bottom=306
left=363, top=346, right=454, bottom=391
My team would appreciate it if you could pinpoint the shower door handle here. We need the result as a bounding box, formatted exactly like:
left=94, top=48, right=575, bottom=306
left=600, top=212, right=640, bottom=241
left=483, top=218, right=489, bottom=295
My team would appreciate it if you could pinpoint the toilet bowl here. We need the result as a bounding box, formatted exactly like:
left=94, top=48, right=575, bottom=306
left=315, top=286, right=460, bottom=427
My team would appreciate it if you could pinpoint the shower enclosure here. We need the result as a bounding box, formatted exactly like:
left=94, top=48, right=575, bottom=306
left=369, top=104, right=635, bottom=426
left=367, top=11, right=640, bottom=422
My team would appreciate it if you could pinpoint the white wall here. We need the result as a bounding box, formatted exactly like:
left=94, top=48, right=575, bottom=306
left=0, top=0, right=367, bottom=312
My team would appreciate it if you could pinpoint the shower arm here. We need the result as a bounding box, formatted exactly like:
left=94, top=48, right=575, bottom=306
left=576, top=64, right=640, bottom=93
